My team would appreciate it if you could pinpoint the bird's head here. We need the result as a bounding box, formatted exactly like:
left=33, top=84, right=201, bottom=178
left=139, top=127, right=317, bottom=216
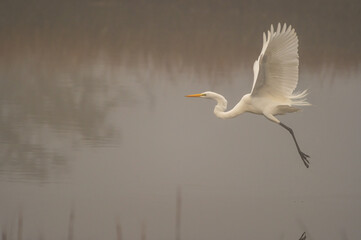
left=185, top=91, right=216, bottom=99
left=185, top=91, right=228, bottom=118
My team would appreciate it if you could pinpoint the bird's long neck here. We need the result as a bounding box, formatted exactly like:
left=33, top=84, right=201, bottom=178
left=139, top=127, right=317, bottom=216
left=212, top=93, right=247, bottom=119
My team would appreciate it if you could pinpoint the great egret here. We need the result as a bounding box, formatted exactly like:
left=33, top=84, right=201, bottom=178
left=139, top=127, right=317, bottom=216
left=186, top=23, right=311, bottom=168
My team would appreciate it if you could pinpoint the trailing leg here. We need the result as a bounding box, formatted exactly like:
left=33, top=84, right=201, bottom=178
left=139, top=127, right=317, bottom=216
left=279, top=122, right=310, bottom=168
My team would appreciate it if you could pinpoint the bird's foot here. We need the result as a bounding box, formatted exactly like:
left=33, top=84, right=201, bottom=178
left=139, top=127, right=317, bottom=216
left=299, top=150, right=310, bottom=168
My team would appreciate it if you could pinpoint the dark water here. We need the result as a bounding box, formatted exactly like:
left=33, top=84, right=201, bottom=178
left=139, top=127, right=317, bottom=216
left=0, top=1, right=361, bottom=239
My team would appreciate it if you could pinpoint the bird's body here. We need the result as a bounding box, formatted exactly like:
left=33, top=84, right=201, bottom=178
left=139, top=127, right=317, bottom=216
left=186, top=23, right=311, bottom=168
left=209, top=91, right=303, bottom=120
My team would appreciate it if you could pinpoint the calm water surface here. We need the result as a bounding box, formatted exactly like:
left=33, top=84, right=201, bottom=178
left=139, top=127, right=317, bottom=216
left=0, top=1, right=361, bottom=239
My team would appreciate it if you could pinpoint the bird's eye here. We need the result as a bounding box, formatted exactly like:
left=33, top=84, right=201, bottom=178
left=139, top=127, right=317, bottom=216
left=202, top=94, right=206, bottom=96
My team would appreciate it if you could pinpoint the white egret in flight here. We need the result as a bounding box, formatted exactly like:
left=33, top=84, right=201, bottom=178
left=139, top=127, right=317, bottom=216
left=186, top=23, right=311, bottom=168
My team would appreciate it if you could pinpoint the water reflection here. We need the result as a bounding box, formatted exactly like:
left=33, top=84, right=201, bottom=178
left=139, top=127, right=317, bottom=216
left=2, top=0, right=360, bottom=180
left=0, top=51, right=128, bottom=181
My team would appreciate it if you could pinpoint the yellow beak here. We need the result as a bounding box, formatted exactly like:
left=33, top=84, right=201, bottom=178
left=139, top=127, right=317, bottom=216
left=185, top=93, right=204, bottom=97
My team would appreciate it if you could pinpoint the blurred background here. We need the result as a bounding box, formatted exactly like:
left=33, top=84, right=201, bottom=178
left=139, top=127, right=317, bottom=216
left=0, top=0, right=361, bottom=239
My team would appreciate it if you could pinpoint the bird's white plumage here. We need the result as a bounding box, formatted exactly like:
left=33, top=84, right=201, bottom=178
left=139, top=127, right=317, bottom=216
left=251, top=23, right=306, bottom=105
left=186, top=23, right=311, bottom=167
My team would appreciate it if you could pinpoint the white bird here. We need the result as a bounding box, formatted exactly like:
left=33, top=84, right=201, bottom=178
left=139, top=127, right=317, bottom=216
left=186, top=23, right=311, bottom=168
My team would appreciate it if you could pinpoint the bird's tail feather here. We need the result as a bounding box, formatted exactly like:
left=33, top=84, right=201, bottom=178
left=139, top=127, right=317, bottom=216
left=290, top=89, right=311, bottom=106
left=276, top=105, right=301, bottom=115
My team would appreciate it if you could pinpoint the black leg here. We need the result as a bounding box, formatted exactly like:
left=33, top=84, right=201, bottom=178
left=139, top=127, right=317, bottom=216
left=299, top=232, right=306, bottom=240
left=280, top=122, right=310, bottom=168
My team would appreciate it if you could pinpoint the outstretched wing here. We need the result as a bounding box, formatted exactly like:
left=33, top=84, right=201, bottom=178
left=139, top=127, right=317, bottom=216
left=251, top=23, right=299, bottom=99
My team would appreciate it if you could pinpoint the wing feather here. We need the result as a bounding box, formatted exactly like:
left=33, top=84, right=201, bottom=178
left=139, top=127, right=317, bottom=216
left=251, top=23, right=302, bottom=100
